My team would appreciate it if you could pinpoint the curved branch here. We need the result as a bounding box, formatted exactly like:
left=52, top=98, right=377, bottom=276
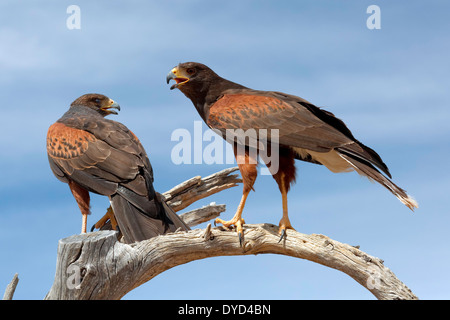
left=44, top=167, right=418, bottom=300
left=45, top=224, right=417, bottom=300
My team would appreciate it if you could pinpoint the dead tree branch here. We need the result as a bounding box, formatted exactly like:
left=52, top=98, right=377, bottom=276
left=2, top=273, right=19, bottom=300
left=162, top=167, right=242, bottom=212
left=44, top=167, right=418, bottom=300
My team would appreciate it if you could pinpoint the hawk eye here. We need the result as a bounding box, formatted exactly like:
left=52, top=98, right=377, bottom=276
left=94, top=98, right=100, bottom=103
left=186, top=68, right=195, bottom=75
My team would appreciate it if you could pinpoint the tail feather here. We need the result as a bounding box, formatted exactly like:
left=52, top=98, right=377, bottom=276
left=158, top=193, right=191, bottom=231
left=338, top=153, right=418, bottom=211
left=111, top=189, right=190, bottom=244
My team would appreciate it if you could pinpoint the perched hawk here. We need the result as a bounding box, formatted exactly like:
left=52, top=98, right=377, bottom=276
left=47, top=93, right=189, bottom=243
left=167, top=62, right=417, bottom=244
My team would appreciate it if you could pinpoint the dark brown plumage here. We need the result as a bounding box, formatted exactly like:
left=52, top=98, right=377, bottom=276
left=47, top=93, right=189, bottom=243
left=167, top=62, right=418, bottom=243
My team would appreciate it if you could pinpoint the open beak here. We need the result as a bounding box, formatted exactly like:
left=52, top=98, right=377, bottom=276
left=101, top=99, right=121, bottom=115
left=166, top=66, right=190, bottom=90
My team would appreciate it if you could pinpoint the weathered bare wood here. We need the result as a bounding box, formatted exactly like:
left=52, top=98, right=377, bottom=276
left=2, top=273, right=19, bottom=300
left=179, top=203, right=225, bottom=227
left=44, top=167, right=418, bottom=300
left=163, top=167, right=241, bottom=212
left=44, top=224, right=417, bottom=300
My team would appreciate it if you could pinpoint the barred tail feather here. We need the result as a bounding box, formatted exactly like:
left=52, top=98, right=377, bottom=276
left=338, top=153, right=418, bottom=211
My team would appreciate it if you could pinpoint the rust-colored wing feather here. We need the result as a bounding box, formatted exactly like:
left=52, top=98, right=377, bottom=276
left=207, top=90, right=418, bottom=210
left=47, top=122, right=123, bottom=195
left=47, top=116, right=189, bottom=243
left=208, top=92, right=349, bottom=150
left=207, top=90, right=391, bottom=177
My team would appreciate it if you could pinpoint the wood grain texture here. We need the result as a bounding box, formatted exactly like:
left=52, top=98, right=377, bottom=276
left=2, top=273, right=19, bottom=300
left=44, top=224, right=417, bottom=300
left=162, top=167, right=242, bottom=212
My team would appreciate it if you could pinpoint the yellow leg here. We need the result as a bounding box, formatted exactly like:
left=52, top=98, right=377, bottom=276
left=215, top=190, right=249, bottom=246
left=278, top=175, right=295, bottom=242
left=81, top=213, right=87, bottom=234
left=92, top=206, right=118, bottom=231
left=93, top=213, right=109, bottom=230
left=107, top=207, right=118, bottom=230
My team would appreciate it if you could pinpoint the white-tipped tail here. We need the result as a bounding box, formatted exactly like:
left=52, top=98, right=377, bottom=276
left=401, top=195, right=419, bottom=211
left=339, top=153, right=418, bottom=211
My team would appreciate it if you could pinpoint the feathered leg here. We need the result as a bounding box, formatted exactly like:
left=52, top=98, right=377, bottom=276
left=270, top=147, right=297, bottom=242
left=68, top=180, right=91, bottom=234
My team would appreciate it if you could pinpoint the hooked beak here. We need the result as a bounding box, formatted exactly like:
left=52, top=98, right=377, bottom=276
left=101, top=99, right=121, bottom=115
left=166, top=66, right=190, bottom=90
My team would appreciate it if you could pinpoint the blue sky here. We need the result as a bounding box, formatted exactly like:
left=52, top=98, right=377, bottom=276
left=0, top=0, right=449, bottom=300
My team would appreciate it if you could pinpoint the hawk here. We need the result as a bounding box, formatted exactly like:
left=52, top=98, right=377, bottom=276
left=47, top=93, right=189, bottom=243
left=167, top=62, right=417, bottom=244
